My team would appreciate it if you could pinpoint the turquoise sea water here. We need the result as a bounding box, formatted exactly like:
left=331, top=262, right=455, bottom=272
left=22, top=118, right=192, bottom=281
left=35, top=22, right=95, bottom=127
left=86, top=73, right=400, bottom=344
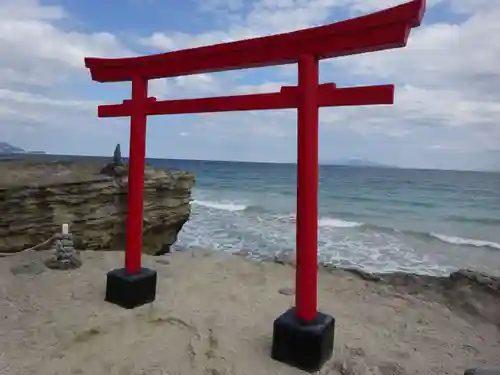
left=14, top=155, right=500, bottom=276
left=151, top=159, right=500, bottom=276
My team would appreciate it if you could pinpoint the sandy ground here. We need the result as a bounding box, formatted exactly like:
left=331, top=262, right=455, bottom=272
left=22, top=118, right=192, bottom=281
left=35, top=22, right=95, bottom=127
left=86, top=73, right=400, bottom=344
left=1, top=249, right=499, bottom=375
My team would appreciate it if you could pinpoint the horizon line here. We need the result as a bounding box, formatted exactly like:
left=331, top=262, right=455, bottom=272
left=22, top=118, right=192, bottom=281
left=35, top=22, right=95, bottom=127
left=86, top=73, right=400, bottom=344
left=10, top=152, right=499, bottom=174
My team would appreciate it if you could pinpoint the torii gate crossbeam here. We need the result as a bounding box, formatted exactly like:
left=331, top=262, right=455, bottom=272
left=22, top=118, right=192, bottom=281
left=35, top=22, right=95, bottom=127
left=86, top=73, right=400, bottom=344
left=84, top=0, right=425, bottom=371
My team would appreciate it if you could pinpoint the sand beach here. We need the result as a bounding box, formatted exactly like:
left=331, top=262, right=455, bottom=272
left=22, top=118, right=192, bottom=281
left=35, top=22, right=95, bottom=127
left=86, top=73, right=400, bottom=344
left=1, top=248, right=500, bottom=375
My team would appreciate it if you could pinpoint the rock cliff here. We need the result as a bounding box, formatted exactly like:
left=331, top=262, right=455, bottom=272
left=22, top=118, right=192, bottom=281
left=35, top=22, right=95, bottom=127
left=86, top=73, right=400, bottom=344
left=0, top=159, right=195, bottom=255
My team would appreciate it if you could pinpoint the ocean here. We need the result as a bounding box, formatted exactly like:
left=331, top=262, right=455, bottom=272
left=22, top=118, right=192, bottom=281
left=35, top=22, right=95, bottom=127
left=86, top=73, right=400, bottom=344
left=10, top=155, right=500, bottom=276
left=146, top=158, right=500, bottom=276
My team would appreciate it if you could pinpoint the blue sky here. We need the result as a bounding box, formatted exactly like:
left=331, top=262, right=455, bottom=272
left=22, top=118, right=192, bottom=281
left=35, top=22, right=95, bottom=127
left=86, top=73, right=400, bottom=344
left=0, top=0, right=499, bottom=170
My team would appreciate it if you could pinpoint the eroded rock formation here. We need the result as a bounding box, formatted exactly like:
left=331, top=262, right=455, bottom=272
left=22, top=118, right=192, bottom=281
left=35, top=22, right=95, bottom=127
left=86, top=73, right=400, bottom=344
left=0, top=158, right=195, bottom=255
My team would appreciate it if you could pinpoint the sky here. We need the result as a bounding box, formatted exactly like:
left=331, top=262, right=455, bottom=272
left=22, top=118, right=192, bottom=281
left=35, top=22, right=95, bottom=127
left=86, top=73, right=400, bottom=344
left=0, top=0, right=499, bottom=170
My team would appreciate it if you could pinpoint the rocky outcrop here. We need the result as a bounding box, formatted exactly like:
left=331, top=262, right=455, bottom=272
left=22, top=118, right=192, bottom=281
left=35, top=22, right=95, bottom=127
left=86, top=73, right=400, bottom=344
left=0, top=159, right=195, bottom=255
left=100, top=143, right=125, bottom=176
left=270, top=252, right=500, bottom=326
left=338, top=267, right=500, bottom=326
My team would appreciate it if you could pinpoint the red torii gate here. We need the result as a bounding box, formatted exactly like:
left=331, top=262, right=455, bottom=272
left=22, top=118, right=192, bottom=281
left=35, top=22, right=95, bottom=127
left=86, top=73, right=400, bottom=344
left=85, top=0, right=425, bottom=371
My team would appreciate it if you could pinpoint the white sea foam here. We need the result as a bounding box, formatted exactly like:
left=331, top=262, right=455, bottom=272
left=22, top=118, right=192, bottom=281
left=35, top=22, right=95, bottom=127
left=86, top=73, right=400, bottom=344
left=318, top=217, right=363, bottom=228
left=430, top=233, right=500, bottom=251
left=272, top=215, right=364, bottom=228
left=192, top=200, right=247, bottom=212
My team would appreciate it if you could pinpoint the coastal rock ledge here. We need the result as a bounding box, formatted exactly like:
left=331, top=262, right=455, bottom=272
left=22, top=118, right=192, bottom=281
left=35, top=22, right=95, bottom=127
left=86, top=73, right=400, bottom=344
left=0, top=159, right=195, bottom=255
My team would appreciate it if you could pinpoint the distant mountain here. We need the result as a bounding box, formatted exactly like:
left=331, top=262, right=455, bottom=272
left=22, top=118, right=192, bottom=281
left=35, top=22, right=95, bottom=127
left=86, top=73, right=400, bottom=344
left=0, top=142, right=24, bottom=154
left=0, top=142, right=46, bottom=156
left=320, top=158, right=392, bottom=168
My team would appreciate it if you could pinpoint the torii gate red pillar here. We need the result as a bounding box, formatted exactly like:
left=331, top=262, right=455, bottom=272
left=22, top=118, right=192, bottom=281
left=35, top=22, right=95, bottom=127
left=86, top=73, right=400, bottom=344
left=84, top=0, right=425, bottom=371
left=296, top=54, right=319, bottom=322
left=126, top=77, right=148, bottom=275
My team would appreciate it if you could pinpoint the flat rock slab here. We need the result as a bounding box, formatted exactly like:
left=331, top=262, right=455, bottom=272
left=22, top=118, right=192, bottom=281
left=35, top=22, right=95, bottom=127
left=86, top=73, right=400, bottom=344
left=10, top=260, right=46, bottom=276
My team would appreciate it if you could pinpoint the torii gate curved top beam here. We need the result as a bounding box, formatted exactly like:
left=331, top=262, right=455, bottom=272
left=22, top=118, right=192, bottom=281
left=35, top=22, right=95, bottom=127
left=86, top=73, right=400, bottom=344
left=85, top=0, right=425, bottom=82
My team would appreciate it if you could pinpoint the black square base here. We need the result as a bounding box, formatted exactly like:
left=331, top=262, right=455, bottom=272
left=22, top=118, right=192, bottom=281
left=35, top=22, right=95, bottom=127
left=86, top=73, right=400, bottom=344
left=271, top=308, right=335, bottom=373
left=105, top=267, right=157, bottom=309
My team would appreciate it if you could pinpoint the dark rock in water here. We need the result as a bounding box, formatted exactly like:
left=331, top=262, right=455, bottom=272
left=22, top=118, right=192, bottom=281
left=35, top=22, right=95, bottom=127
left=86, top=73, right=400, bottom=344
left=10, top=260, right=46, bottom=276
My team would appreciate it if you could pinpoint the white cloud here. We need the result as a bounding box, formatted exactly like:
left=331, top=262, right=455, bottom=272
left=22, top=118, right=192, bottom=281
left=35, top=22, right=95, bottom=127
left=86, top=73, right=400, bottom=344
left=149, top=74, right=224, bottom=99
left=338, top=7, right=500, bottom=96
left=325, top=1, right=500, bottom=157
left=0, top=89, right=93, bottom=109
left=0, top=0, right=66, bottom=20
left=0, top=0, right=132, bottom=89
left=234, top=82, right=285, bottom=94
left=198, top=0, right=244, bottom=12
left=344, top=0, right=444, bottom=13
left=1, top=0, right=499, bottom=170
left=0, top=0, right=135, bottom=154
left=184, top=0, right=448, bottom=43
left=141, top=0, right=363, bottom=51
left=0, top=88, right=108, bottom=138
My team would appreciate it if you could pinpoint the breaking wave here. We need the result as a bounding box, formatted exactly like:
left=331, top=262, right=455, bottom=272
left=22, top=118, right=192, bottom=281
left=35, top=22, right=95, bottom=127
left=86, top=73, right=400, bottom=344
left=191, top=200, right=500, bottom=252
